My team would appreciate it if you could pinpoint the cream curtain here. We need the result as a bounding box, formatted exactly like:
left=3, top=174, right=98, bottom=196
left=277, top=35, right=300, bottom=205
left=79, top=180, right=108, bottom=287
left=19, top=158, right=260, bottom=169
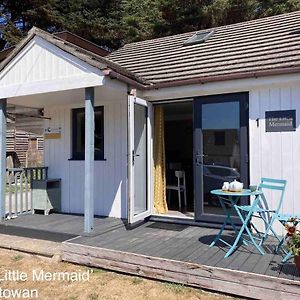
left=153, top=106, right=168, bottom=214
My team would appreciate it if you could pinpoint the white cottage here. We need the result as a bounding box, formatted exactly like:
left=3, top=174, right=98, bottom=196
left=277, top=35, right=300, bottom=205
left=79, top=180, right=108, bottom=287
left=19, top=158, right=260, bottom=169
left=1, top=11, right=300, bottom=235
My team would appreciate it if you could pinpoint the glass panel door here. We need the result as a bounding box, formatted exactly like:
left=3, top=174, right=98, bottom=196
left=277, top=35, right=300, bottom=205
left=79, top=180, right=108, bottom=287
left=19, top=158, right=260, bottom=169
left=128, top=96, right=152, bottom=223
left=134, top=104, right=148, bottom=215
left=194, top=93, right=249, bottom=223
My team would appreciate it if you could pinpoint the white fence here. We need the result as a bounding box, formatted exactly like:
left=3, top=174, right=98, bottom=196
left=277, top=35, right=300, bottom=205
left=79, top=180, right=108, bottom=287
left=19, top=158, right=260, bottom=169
left=6, top=167, right=48, bottom=218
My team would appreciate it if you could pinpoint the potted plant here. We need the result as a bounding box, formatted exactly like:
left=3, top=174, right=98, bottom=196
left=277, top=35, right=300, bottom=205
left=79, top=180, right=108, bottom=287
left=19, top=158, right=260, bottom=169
left=285, top=217, right=300, bottom=270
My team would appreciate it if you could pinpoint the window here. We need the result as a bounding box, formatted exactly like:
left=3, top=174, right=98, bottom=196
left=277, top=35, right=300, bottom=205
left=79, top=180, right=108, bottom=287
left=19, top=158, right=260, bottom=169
left=72, top=106, right=104, bottom=160
left=183, top=30, right=214, bottom=46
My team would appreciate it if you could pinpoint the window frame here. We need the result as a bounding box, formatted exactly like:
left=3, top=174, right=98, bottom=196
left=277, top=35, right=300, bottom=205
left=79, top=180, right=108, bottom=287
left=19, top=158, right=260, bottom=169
left=71, top=106, right=104, bottom=160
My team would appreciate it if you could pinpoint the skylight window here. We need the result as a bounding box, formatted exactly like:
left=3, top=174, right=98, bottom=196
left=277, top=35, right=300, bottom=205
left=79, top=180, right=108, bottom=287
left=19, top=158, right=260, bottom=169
left=183, top=30, right=214, bottom=46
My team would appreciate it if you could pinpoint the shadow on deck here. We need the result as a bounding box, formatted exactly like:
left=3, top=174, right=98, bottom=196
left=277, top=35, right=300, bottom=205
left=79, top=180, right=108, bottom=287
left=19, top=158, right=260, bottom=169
left=0, top=213, right=126, bottom=242
left=1, top=213, right=299, bottom=300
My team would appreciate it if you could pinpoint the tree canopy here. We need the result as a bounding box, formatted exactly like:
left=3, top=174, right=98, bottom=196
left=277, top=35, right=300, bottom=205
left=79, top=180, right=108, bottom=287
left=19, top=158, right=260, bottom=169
left=0, top=0, right=299, bottom=51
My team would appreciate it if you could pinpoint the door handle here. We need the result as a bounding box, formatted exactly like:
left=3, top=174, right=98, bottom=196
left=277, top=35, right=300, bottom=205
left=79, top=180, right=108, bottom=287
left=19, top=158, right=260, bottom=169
left=196, top=154, right=207, bottom=157
left=132, top=151, right=140, bottom=165
left=195, top=153, right=207, bottom=165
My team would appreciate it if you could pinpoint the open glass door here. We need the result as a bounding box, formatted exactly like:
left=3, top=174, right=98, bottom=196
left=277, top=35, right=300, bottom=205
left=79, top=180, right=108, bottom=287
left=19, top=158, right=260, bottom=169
left=128, top=95, right=152, bottom=223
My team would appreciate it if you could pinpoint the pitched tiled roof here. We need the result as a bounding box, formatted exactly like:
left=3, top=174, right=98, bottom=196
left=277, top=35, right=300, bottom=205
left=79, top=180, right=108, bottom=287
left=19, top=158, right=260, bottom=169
left=0, top=27, right=150, bottom=88
left=108, top=11, right=300, bottom=86
left=2, top=11, right=300, bottom=90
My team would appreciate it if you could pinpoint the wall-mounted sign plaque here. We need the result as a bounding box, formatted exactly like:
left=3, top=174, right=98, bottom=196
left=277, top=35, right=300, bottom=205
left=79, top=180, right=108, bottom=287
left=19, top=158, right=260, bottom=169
left=44, top=127, right=62, bottom=139
left=265, top=110, right=296, bottom=132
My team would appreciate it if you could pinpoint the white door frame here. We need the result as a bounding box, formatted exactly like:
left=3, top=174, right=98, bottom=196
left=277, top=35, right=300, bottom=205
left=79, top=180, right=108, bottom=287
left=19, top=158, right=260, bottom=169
left=128, top=95, right=153, bottom=224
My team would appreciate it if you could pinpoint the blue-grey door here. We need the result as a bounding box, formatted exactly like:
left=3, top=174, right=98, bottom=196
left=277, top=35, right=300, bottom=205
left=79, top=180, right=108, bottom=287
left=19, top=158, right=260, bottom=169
left=194, top=93, right=249, bottom=224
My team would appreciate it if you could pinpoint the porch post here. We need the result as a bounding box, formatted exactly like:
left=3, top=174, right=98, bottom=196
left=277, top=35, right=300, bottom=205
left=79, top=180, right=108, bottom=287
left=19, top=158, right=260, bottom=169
left=84, top=87, right=94, bottom=233
left=0, top=99, right=6, bottom=221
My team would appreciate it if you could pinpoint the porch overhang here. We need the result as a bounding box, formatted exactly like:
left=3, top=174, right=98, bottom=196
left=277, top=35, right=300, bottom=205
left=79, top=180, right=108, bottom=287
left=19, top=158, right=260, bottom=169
left=0, top=35, right=105, bottom=99
left=0, top=27, right=147, bottom=99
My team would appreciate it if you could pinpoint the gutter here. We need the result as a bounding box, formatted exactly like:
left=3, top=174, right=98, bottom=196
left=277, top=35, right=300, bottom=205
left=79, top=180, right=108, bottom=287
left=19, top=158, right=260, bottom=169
left=102, top=69, right=151, bottom=90
left=103, top=65, right=300, bottom=91
left=0, top=47, right=15, bottom=63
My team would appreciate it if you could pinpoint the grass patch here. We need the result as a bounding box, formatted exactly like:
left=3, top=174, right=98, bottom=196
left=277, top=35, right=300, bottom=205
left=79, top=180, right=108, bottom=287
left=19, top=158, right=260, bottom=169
left=90, top=267, right=105, bottom=274
left=88, top=292, right=98, bottom=300
left=0, top=248, right=238, bottom=300
left=163, top=282, right=186, bottom=294
left=11, top=254, right=24, bottom=262
left=132, top=277, right=143, bottom=284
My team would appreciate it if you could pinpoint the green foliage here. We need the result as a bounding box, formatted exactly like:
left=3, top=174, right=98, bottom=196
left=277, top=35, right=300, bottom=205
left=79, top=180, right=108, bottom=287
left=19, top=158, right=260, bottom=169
left=121, top=0, right=162, bottom=43
left=288, top=233, right=300, bottom=256
left=131, top=276, right=143, bottom=284
left=87, top=292, right=98, bottom=300
left=163, top=282, right=186, bottom=294
left=0, top=0, right=59, bottom=48
left=153, top=0, right=207, bottom=36
left=0, top=0, right=300, bottom=50
left=2, top=21, right=24, bottom=45
left=11, top=254, right=24, bottom=262
left=90, top=267, right=105, bottom=274
left=203, top=0, right=258, bottom=27
left=53, top=0, right=124, bottom=49
left=257, top=0, right=300, bottom=17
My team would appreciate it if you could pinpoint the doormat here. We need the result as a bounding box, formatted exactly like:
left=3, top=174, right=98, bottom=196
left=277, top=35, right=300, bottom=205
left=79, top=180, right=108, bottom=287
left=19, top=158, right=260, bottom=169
left=146, top=222, right=188, bottom=231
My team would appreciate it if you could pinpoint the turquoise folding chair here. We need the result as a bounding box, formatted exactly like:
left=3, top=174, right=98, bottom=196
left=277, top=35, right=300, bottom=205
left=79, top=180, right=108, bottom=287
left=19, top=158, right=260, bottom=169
left=235, top=178, right=287, bottom=254
left=224, top=190, right=265, bottom=257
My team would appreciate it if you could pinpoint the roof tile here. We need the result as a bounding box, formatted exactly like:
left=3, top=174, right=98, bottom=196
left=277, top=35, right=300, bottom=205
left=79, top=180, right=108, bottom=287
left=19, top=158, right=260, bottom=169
left=108, top=11, right=300, bottom=85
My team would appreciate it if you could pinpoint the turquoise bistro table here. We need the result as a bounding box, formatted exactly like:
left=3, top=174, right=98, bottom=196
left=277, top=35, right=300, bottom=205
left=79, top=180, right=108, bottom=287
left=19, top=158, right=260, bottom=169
left=210, top=189, right=263, bottom=258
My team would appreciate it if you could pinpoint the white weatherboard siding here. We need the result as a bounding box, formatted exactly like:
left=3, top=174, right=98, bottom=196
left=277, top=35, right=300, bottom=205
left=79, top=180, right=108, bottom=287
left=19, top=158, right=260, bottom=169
left=249, top=85, right=300, bottom=234
left=0, top=36, right=103, bottom=98
left=41, top=82, right=300, bottom=230
left=146, top=79, right=300, bottom=235
left=143, top=74, right=300, bottom=101
left=44, top=97, right=128, bottom=219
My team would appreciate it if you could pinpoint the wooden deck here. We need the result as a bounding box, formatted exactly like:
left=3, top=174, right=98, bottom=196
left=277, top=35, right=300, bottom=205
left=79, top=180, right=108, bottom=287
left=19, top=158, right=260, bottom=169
left=1, top=213, right=300, bottom=299
left=1, top=213, right=125, bottom=241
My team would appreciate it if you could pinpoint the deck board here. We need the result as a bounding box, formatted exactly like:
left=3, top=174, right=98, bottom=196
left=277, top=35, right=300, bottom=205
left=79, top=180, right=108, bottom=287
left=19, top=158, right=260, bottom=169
left=238, top=250, right=262, bottom=272
left=264, top=254, right=282, bottom=278
left=168, top=227, right=211, bottom=261
left=2, top=213, right=300, bottom=300
left=280, top=262, right=296, bottom=280
left=3, top=213, right=124, bottom=236
left=227, top=249, right=252, bottom=271
left=130, top=228, right=180, bottom=255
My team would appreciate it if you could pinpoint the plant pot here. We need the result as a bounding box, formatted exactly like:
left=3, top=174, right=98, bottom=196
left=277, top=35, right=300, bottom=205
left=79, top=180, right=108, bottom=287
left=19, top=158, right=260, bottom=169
left=294, top=256, right=300, bottom=271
